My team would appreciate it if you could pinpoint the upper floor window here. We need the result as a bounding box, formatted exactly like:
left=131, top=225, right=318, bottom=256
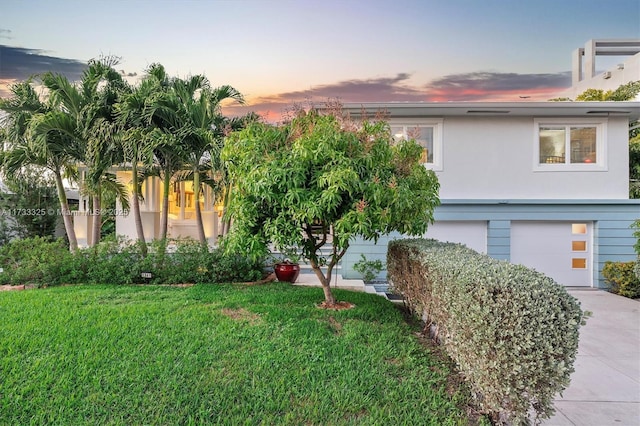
left=390, top=119, right=443, bottom=171
left=534, top=118, right=607, bottom=171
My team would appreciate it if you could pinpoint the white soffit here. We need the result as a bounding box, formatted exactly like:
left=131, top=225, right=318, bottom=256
left=338, top=102, right=640, bottom=120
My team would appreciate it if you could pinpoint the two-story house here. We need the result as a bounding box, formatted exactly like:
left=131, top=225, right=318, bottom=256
left=340, top=101, right=640, bottom=288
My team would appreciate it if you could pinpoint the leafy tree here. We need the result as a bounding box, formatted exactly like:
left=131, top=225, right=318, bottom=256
left=607, top=81, right=640, bottom=101
left=0, top=168, right=59, bottom=239
left=222, top=108, right=440, bottom=306
left=575, top=88, right=610, bottom=101
left=574, top=81, right=640, bottom=101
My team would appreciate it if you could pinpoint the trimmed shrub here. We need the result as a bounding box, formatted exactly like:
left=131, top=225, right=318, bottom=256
left=0, top=236, right=264, bottom=287
left=85, top=236, right=147, bottom=285
left=388, top=239, right=583, bottom=425
left=0, top=236, right=78, bottom=286
left=602, top=261, right=640, bottom=299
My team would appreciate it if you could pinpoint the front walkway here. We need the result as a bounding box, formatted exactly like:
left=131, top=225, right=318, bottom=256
left=293, top=271, right=366, bottom=292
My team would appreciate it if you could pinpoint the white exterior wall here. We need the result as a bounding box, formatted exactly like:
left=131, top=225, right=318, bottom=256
left=560, top=50, right=640, bottom=101
left=114, top=171, right=162, bottom=241
left=428, top=116, right=629, bottom=200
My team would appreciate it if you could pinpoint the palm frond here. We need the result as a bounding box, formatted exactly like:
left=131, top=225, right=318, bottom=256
left=41, top=72, right=84, bottom=117
left=101, top=172, right=130, bottom=212
left=210, top=85, right=245, bottom=105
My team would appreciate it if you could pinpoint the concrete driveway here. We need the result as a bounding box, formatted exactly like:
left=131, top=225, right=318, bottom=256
left=543, top=289, right=640, bottom=426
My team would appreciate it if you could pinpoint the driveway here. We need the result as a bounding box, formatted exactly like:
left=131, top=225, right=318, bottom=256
left=543, top=289, right=640, bottom=425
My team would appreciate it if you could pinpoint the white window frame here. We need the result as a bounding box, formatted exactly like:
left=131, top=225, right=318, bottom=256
left=389, top=119, right=443, bottom=171
left=533, top=118, right=607, bottom=172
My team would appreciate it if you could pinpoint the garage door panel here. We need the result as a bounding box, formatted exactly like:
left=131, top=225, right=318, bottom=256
left=425, top=221, right=487, bottom=254
left=511, top=221, right=592, bottom=287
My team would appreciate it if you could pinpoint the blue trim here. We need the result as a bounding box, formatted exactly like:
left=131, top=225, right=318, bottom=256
left=342, top=199, right=639, bottom=288
left=487, top=221, right=510, bottom=260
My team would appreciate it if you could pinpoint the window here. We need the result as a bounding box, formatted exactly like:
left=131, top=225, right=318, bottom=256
left=390, top=119, right=443, bottom=170
left=571, top=223, right=587, bottom=234
left=572, top=258, right=587, bottom=269
left=534, top=119, right=606, bottom=171
left=571, top=241, right=587, bottom=251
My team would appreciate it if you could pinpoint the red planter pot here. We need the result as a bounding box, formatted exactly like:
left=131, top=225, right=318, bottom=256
left=274, top=262, right=300, bottom=283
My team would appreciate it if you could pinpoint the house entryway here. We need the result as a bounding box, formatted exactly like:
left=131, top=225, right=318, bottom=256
left=511, top=221, right=593, bottom=287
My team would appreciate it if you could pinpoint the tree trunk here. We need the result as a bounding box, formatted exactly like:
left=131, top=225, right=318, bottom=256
left=309, top=238, right=348, bottom=307
left=131, top=163, right=147, bottom=256
left=54, top=171, right=78, bottom=252
left=160, top=172, right=170, bottom=240
left=220, top=184, right=231, bottom=236
left=310, top=261, right=336, bottom=306
left=91, top=190, right=101, bottom=247
left=193, top=170, right=207, bottom=245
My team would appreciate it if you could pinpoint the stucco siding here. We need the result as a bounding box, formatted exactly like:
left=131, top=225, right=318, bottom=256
left=424, top=116, right=630, bottom=200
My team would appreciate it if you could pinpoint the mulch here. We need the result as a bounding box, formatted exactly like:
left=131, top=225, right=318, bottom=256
left=317, top=301, right=355, bottom=310
left=0, top=285, right=25, bottom=291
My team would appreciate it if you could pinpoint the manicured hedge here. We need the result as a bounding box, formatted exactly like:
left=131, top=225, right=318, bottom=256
left=387, top=238, right=583, bottom=424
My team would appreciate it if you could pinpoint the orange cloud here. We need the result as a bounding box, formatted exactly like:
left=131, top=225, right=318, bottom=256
left=222, top=71, right=572, bottom=121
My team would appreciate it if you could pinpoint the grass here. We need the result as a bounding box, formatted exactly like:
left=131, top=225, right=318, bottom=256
left=0, top=283, right=480, bottom=425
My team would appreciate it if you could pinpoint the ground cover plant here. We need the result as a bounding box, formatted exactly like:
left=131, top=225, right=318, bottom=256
left=0, top=283, right=484, bottom=425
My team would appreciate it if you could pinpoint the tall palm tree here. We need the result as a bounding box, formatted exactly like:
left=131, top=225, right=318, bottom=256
left=168, top=77, right=244, bottom=245
left=41, top=57, right=128, bottom=246
left=117, top=67, right=244, bottom=246
left=115, top=74, right=165, bottom=254
left=0, top=81, right=80, bottom=251
left=149, top=130, right=182, bottom=240
left=135, top=64, right=184, bottom=240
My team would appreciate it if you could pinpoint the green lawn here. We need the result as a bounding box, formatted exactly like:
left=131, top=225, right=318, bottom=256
left=0, top=283, right=477, bottom=425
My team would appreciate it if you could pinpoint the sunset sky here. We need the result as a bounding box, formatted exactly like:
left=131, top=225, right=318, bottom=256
left=1, top=0, right=639, bottom=120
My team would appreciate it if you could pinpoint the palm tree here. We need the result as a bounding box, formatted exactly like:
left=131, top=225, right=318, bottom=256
left=134, top=64, right=183, bottom=240
left=168, top=77, right=244, bottom=245
left=115, top=74, right=165, bottom=254
left=117, top=67, right=244, bottom=246
left=41, top=57, right=128, bottom=246
left=0, top=81, right=81, bottom=251
left=150, top=130, right=182, bottom=240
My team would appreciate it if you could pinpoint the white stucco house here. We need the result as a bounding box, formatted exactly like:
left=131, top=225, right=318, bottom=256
left=340, top=101, right=640, bottom=288
left=73, top=170, right=224, bottom=247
